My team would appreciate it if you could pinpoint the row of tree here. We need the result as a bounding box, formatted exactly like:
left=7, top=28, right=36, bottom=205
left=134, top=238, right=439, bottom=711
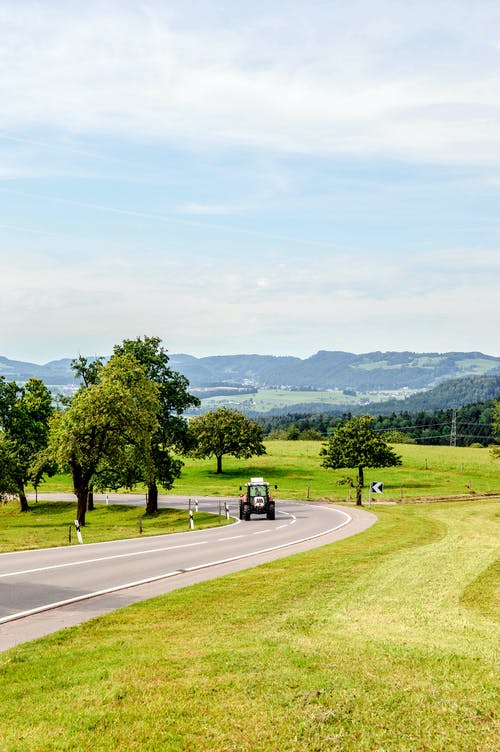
left=0, top=337, right=268, bottom=524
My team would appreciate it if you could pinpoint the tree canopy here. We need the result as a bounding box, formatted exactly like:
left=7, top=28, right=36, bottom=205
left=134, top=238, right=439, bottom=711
left=189, top=407, right=266, bottom=474
left=48, top=353, right=160, bottom=524
left=0, top=377, right=53, bottom=510
left=112, top=336, right=200, bottom=513
left=320, top=415, right=402, bottom=505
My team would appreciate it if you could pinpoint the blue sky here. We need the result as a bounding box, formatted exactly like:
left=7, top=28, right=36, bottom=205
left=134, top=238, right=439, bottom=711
left=1, top=0, right=499, bottom=363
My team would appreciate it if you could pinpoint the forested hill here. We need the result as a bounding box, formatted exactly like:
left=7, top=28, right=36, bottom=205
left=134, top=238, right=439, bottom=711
left=365, top=374, right=500, bottom=416
left=169, top=350, right=500, bottom=390
left=1, top=350, right=500, bottom=393
left=248, top=374, right=500, bottom=418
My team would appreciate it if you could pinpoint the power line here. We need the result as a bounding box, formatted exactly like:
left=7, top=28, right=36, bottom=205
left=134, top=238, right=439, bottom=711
left=450, top=409, right=457, bottom=447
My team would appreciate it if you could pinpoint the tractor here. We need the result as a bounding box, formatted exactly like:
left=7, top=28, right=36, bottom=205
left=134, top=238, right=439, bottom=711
left=239, top=477, right=277, bottom=521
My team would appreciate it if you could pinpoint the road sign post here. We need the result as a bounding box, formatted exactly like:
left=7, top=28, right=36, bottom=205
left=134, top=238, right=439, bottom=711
left=368, top=481, right=384, bottom=507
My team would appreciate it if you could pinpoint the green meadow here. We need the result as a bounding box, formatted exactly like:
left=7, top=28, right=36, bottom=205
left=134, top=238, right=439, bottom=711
left=1, top=442, right=497, bottom=750
left=0, top=500, right=498, bottom=750
left=30, top=440, right=500, bottom=503
left=200, top=387, right=398, bottom=411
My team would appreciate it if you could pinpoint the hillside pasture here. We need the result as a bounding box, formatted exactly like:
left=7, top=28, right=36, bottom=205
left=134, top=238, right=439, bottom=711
left=30, top=441, right=500, bottom=503
left=199, top=387, right=409, bottom=412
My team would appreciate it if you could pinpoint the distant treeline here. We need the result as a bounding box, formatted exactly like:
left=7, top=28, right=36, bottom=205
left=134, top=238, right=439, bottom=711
left=256, top=400, right=498, bottom=447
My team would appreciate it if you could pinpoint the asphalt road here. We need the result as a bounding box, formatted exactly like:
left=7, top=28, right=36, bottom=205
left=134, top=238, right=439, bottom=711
left=0, top=495, right=376, bottom=651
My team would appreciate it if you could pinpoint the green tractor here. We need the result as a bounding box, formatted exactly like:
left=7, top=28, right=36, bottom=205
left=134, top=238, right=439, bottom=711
left=239, top=477, right=277, bottom=521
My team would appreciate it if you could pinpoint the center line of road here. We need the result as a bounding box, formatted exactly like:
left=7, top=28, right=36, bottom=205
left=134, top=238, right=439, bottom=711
left=0, top=541, right=207, bottom=579
left=0, top=509, right=358, bottom=628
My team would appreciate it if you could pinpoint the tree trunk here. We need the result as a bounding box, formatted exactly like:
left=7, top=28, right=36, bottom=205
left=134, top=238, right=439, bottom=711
left=216, top=455, right=223, bottom=474
left=76, top=488, right=87, bottom=526
left=18, top=482, right=29, bottom=512
left=71, top=460, right=89, bottom=525
left=146, top=481, right=158, bottom=515
left=87, top=486, right=94, bottom=511
left=356, top=466, right=364, bottom=506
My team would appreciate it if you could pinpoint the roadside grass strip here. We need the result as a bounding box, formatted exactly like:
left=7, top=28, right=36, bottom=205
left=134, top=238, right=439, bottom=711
left=0, top=502, right=231, bottom=553
left=0, top=501, right=498, bottom=751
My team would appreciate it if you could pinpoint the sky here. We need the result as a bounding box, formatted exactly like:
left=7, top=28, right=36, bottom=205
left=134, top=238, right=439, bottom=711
left=1, top=0, right=499, bottom=363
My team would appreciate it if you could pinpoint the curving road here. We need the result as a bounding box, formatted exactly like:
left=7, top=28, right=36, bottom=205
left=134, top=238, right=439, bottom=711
left=0, top=495, right=376, bottom=651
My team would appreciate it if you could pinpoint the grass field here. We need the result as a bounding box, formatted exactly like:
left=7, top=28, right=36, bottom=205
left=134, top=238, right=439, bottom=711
left=200, top=387, right=404, bottom=411
left=0, top=500, right=498, bottom=750
left=29, top=440, right=500, bottom=503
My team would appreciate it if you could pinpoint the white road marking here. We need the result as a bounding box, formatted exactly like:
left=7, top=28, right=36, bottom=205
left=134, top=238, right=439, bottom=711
left=0, top=541, right=207, bottom=579
left=0, top=571, right=183, bottom=625
left=0, top=508, right=354, bottom=626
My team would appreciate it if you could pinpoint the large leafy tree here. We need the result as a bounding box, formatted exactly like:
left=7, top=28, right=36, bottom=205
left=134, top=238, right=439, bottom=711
left=0, top=377, right=54, bottom=511
left=48, top=353, right=159, bottom=525
left=112, top=336, right=200, bottom=514
left=320, top=414, right=402, bottom=505
left=189, top=407, right=266, bottom=474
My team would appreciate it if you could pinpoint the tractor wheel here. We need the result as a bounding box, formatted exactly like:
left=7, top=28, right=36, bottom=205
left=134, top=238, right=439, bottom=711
left=243, top=504, right=251, bottom=521
left=239, top=503, right=244, bottom=520
left=267, top=503, right=275, bottom=520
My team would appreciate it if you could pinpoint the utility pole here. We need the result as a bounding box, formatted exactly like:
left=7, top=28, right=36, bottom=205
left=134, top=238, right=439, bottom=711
left=450, top=409, right=457, bottom=447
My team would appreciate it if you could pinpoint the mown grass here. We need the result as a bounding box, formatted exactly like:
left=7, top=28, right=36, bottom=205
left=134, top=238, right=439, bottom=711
left=0, top=501, right=231, bottom=553
left=30, top=440, right=500, bottom=502
left=0, top=500, right=497, bottom=750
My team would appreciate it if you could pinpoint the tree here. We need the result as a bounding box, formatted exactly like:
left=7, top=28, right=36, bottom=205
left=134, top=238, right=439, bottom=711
left=0, top=377, right=54, bottom=511
left=112, top=336, right=200, bottom=514
left=320, top=415, right=402, bottom=505
left=189, top=407, right=266, bottom=474
left=48, top=353, right=159, bottom=525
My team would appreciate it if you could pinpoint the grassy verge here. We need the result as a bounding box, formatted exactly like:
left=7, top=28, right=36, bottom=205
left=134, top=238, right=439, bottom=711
left=0, top=501, right=231, bottom=553
left=0, top=500, right=497, bottom=750
left=29, top=441, right=500, bottom=502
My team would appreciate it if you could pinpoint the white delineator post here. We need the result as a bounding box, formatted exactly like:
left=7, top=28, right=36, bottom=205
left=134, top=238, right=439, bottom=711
left=74, top=520, right=83, bottom=544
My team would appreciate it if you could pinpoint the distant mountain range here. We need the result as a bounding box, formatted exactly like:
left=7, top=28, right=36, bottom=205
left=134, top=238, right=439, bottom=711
left=1, top=350, right=500, bottom=392
left=169, top=351, right=500, bottom=391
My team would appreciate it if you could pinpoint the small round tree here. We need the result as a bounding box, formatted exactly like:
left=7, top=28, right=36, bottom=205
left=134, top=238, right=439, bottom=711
left=189, top=407, right=266, bottom=474
left=320, top=415, right=402, bottom=505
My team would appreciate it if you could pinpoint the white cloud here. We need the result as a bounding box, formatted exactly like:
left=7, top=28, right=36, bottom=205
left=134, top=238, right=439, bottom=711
left=1, top=241, right=499, bottom=360
left=1, top=1, right=500, bottom=164
left=1, top=2, right=500, bottom=361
